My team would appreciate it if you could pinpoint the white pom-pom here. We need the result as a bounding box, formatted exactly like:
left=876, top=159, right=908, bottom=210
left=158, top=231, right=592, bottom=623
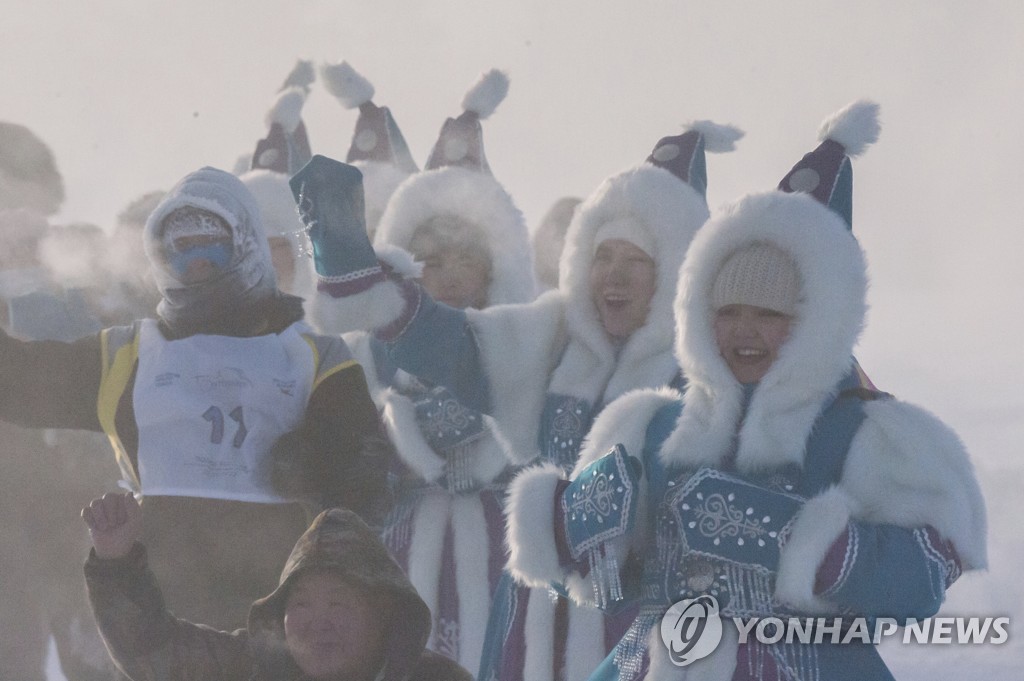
left=684, top=120, right=745, bottom=153
left=320, top=61, right=375, bottom=109
left=265, top=87, right=306, bottom=133
left=817, top=100, right=881, bottom=157
left=281, top=59, right=315, bottom=92
left=461, top=69, right=509, bottom=120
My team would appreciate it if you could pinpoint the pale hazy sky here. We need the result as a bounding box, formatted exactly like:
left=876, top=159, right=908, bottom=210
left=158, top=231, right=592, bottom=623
left=6, top=1, right=1023, bottom=676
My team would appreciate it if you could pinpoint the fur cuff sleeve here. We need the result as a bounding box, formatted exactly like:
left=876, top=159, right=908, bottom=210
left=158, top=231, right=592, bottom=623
left=381, top=390, right=446, bottom=484
left=310, top=277, right=407, bottom=335
left=505, top=464, right=568, bottom=588
left=775, top=486, right=856, bottom=612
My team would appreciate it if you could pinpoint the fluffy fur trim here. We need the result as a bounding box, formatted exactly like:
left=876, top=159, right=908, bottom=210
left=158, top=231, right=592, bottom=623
left=571, top=387, right=681, bottom=477
left=265, top=87, right=305, bottom=133
left=351, top=327, right=518, bottom=487
left=839, top=399, right=988, bottom=569
left=668, top=191, right=867, bottom=471
left=375, top=243, right=423, bottom=278
left=451, top=495, right=492, bottom=673
left=382, top=389, right=447, bottom=483
left=562, top=571, right=595, bottom=608
left=469, top=289, right=567, bottom=462
left=552, top=163, right=709, bottom=403
left=565, top=603, right=607, bottom=681
left=505, top=463, right=568, bottom=588
left=308, top=278, right=405, bottom=334
left=685, top=120, right=745, bottom=153
left=407, top=493, right=449, bottom=626
left=474, top=416, right=518, bottom=483
left=281, top=59, right=315, bottom=92
left=817, top=100, right=881, bottom=157
left=460, top=69, right=509, bottom=120
left=563, top=387, right=681, bottom=606
left=375, top=165, right=536, bottom=305
left=352, top=160, right=412, bottom=238
left=341, top=331, right=386, bottom=397
left=238, top=169, right=304, bottom=239
left=319, top=60, right=375, bottom=109
left=524, top=588, right=556, bottom=681
left=382, top=388, right=512, bottom=486
left=774, top=486, right=854, bottom=613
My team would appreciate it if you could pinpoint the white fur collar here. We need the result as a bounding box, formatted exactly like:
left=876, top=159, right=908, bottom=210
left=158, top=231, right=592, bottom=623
left=666, top=191, right=868, bottom=472
left=550, top=164, right=709, bottom=403
left=374, top=166, right=536, bottom=305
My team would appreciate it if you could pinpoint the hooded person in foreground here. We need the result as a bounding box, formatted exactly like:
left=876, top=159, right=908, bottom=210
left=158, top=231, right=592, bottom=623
left=82, top=492, right=472, bottom=681
left=0, top=166, right=391, bottom=630
left=503, top=100, right=986, bottom=681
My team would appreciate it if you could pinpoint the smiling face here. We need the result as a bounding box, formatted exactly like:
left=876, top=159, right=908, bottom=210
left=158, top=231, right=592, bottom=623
left=713, top=304, right=794, bottom=384
left=589, top=238, right=657, bottom=342
left=409, top=215, right=492, bottom=309
left=283, top=571, right=390, bottom=681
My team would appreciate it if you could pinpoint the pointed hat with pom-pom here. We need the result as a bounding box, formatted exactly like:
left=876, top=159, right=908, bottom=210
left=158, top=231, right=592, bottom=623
left=423, top=69, right=509, bottom=174
left=777, top=99, right=880, bottom=229
left=279, top=58, right=316, bottom=95
left=320, top=61, right=419, bottom=175
left=646, top=120, right=745, bottom=200
left=251, top=84, right=314, bottom=175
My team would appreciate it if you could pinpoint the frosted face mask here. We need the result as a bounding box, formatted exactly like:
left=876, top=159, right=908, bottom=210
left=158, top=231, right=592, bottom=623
left=160, top=207, right=233, bottom=283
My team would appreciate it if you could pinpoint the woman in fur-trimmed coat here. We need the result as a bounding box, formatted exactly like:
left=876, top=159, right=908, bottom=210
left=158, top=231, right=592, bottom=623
left=301, top=118, right=742, bottom=681
left=504, top=102, right=987, bottom=681
left=309, top=68, right=538, bottom=674
left=339, top=134, right=539, bottom=674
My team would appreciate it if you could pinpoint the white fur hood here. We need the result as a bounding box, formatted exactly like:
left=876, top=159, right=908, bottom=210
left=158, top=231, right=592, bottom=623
left=548, top=162, right=709, bottom=401
left=373, top=166, right=536, bottom=306
left=670, top=190, right=867, bottom=471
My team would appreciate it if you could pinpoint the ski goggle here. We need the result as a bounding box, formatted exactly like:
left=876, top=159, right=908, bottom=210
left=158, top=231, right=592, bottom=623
left=167, top=241, right=232, bottom=277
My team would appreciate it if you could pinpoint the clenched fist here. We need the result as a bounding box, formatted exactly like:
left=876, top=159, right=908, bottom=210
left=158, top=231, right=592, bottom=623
left=81, top=492, right=143, bottom=560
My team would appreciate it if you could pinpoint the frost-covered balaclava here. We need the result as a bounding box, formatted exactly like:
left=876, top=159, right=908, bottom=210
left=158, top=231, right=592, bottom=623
left=144, top=167, right=278, bottom=331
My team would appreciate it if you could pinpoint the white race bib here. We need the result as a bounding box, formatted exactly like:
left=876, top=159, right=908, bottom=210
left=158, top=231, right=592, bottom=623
left=133, top=320, right=315, bottom=503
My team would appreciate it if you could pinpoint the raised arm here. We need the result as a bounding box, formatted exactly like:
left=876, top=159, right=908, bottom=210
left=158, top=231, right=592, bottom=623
left=82, top=493, right=253, bottom=680
left=291, top=156, right=493, bottom=412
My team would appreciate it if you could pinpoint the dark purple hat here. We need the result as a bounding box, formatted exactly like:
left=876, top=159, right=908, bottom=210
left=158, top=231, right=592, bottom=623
left=777, top=100, right=880, bottom=230
left=424, top=69, right=510, bottom=174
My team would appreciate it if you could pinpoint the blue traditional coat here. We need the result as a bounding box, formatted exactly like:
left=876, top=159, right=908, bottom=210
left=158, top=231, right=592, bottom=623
left=532, top=366, right=980, bottom=681
left=505, top=187, right=988, bottom=681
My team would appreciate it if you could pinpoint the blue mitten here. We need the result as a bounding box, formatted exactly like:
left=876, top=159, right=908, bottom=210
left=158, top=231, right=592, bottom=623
left=562, top=444, right=642, bottom=607
left=413, top=384, right=485, bottom=493
left=672, top=467, right=803, bottom=570
left=668, top=467, right=805, bottom=615
left=289, top=155, right=383, bottom=291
